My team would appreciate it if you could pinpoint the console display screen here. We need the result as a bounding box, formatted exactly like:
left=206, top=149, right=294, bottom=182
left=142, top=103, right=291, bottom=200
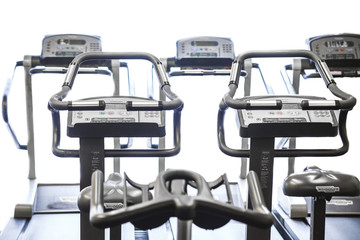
left=325, top=41, right=354, bottom=48
left=191, top=41, right=218, bottom=46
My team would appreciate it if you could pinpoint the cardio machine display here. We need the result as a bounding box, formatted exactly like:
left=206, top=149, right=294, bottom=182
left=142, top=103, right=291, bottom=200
left=307, top=34, right=360, bottom=60
left=175, top=36, right=235, bottom=68
left=41, top=34, right=101, bottom=58
left=68, top=96, right=165, bottom=138
left=306, top=33, right=360, bottom=69
left=238, top=95, right=338, bottom=138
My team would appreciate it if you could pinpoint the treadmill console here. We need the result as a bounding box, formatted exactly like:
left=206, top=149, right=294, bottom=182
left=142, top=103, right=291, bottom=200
left=306, top=33, right=360, bottom=68
left=238, top=96, right=338, bottom=138
left=176, top=36, right=235, bottom=68
left=68, top=96, right=165, bottom=138
left=41, top=34, right=102, bottom=58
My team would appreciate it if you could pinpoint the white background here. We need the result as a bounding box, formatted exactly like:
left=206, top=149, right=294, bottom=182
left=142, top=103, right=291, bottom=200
left=1, top=0, right=360, bottom=232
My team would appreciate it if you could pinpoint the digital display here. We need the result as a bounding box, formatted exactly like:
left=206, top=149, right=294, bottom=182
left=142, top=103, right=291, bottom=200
left=57, top=39, right=86, bottom=45
left=324, top=41, right=354, bottom=48
left=191, top=41, right=219, bottom=47
left=70, top=39, right=86, bottom=45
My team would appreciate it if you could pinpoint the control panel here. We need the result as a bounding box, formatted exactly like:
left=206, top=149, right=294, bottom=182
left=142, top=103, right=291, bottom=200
left=175, top=36, right=235, bottom=68
left=68, top=96, right=165, bottom=138
left=307, top=34, right=360, bottom=61
left=41, top=34, right=102, bottom=58
left=238, top=96, right=338, bottom=138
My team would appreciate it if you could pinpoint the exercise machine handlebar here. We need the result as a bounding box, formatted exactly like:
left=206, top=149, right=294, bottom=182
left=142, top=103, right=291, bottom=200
left=89, top=169, right=273, bottom=230
left=221, top=50, right=356, bottom=111
left=2, top=61, right=27, bottom=150
left=49, top=52, right=183, bottom=112
left=218, top=50, right=354, bottom=158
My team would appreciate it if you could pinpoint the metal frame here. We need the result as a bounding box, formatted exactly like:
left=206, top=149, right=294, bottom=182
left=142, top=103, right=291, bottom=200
left=217, top=49, right=356, bottom=240
left=48, top=52, right=184, bottom=240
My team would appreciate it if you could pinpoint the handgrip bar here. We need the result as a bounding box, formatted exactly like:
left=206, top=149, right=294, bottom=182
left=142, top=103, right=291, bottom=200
left=49, top=52, right=183, bottom=112
left=222, top=50, right=356, bottom=111
left=2, top=61, right=27, bottom=150
left=89, top=169, right=273, bottom=231
left=218, top=98, right=350, bottom=158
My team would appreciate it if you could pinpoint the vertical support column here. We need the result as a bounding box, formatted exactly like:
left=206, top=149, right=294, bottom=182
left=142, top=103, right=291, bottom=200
left=310, top=197, right=326, bottom=240
left=240, top=59, right=253, bottom=179
left=110, top=60, right=121, bottom=173
left=79, top=137, right=105, bottom=240
left=110, top=226, right=122, bottom=240
left=246, top=137, right=275, bottom=240
left=286, top=58, right=302, bottom=176
left=177, top=220, right=192, bottom=240
left=287, top=137, right=296, bottom=175
left=24, top=56, right=36, bottom=180
left=158, top=88, right=166, bottom=173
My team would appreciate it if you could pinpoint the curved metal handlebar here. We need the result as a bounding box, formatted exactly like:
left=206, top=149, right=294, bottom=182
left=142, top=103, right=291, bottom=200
left=48, top=52, right=183, bottom=112
left=89, top=169, right=273, bottom=231
left=222, top=50, right=356, bottom=111
left=2, top=61, right=27, bottom=150
left=218, top=50, right=354, bottom=158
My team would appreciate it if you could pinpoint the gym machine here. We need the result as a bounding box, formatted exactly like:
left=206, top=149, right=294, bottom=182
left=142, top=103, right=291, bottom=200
left=47, top=51, right=184, bottom=240
left=275, top=34, right=360, bottom=239
left=0, top=35, right=131, bottom=239
left=280, top=33, right=360, bottom=213
left=218, top=49, right=358, bottom=239
left=2, top=34, right=133, bottom=179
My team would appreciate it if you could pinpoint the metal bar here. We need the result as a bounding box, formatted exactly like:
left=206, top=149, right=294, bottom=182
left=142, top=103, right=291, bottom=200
left=24, top=56, right=36, bottom=180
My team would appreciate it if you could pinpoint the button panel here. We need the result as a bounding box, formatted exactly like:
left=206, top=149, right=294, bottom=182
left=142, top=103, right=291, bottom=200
left=69, top=97, right=163, bottom=127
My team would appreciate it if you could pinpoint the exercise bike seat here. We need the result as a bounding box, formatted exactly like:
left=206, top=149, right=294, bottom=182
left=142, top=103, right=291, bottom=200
left=283, top=166, right=360, bottom=198
left=78, top=172, right=144, bottom=212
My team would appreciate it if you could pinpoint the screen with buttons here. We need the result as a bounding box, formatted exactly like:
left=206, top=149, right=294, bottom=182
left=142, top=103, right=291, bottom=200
left=177, top=36, right=234, bottom=60
left=41, top=34, right=102, bottom=58
left=175, top=36, right=235, bottom=69
left=237, top=96, right=338, bottom=138
left=67, top=96, right=165, bottom=138
left=307, top=34, right=360, bottom=60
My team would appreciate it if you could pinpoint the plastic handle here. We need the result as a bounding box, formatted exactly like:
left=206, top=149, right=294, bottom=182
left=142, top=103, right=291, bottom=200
left=301, top=100, right=339, bottom=110
left=126, top=101, right=163, bottom=111
left=68, top=100, right=106, bottom=111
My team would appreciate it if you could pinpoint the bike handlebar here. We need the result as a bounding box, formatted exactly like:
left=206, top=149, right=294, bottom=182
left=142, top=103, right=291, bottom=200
left=89, top=169, right=273, bottom=230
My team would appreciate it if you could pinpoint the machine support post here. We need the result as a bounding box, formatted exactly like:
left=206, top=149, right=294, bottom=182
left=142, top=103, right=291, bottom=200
left=24, top=56, right=36, bottom=180
left=79, top=137, right=105, bottom=240
left=310, top=197, right=326, bottom=240
left=247, top=137, right=275, bottom=240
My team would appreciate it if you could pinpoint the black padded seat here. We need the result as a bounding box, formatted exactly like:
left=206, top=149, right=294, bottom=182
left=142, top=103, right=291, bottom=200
left=283, top=166, right=360, bottom=198
left=78, top=172, right=143, bottom=212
